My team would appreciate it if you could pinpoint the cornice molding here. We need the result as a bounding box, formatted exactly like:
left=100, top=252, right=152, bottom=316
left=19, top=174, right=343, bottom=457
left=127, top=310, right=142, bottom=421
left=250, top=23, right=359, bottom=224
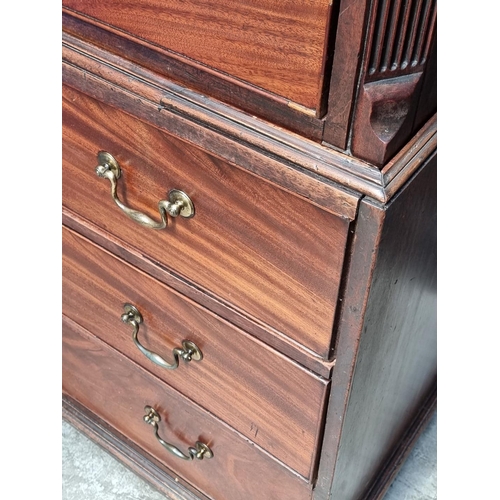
left=63, top=33, right=436, bottom=209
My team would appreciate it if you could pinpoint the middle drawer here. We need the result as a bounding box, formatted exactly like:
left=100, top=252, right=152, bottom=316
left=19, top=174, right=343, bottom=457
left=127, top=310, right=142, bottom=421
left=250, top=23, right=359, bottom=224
left=62, top=225, right=329, bottom=480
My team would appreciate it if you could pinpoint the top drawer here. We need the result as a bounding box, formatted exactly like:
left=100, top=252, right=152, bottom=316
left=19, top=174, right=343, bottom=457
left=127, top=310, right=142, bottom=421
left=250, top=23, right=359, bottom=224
left=62, top=0, right=333, bottom=114
left=62, top=85, right=350, bottom=358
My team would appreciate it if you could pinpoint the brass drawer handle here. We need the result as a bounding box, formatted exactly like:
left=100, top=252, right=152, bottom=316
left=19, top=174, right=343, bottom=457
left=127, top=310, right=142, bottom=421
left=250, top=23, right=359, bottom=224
left=121, top=303, right=203, bottom=370
left=95, top=151, right=195, bottom=229
left=143, top=406, right=213, bottom=461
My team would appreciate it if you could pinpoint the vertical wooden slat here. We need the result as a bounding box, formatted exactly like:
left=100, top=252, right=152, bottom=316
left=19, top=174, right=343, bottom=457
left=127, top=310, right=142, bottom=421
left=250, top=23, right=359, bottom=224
left=380, top=0, right=403, bottom=73
left=421, top=3, right=437, bottom=64
left=368, top=0, right=390, bottom=75
left=392, top=0, right=413, bottom=69
left=402, top=0, right=423, bottom=69
left=366, top=0, right=436, bottom=78
left=412, top=0, right=433, bottom=65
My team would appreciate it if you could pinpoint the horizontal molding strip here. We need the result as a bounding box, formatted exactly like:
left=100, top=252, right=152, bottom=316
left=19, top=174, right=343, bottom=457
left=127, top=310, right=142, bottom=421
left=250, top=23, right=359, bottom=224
left=63, top=33, right=436, bottom=207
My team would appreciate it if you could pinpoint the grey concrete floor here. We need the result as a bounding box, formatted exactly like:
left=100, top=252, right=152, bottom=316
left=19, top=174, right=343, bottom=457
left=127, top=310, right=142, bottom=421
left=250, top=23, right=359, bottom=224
left=62, top=412, right=436, bottom=500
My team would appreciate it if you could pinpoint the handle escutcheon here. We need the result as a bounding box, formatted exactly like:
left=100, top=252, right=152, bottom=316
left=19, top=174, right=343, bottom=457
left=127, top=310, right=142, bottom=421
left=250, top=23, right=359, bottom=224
left=95, top=151, right=195, bottom=229
left=143, top=406, right=213, bottom=461
left=121, top=303, right=203, bottom=370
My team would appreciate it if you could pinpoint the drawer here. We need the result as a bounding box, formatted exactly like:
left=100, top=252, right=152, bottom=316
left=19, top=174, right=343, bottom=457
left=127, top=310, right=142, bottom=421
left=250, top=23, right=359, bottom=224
left=62, top=0, right=333, bottom=112
left=62, top=226, right=328, bottom=479
left=62, top=84, right=350, bottom=359
left=63, top=315, right=313, bottom=500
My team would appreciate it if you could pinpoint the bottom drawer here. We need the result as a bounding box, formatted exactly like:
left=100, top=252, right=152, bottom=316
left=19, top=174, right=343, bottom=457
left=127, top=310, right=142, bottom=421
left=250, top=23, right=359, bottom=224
left=62, top=315, right=312, bottom=500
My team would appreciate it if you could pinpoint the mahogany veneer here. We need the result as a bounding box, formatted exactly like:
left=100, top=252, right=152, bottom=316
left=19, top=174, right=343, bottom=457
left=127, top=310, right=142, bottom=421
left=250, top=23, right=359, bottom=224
left=62, top=2, right=437, bottom=499
left=62, top=226, right=328, bottom=479
left=62, top=84, right=351, bottom=359
left=63, top=0, right=333, bottom=112
left=63, top=316, right=313, bottom=500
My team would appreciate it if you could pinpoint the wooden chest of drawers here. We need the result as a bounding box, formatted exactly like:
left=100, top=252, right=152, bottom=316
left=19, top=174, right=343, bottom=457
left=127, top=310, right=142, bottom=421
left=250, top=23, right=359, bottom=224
left=62, top=2, right=437, bottom=499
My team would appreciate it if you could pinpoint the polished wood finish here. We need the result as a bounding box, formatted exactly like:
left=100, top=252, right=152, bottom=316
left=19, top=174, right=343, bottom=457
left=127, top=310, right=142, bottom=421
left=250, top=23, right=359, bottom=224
left=62, top=11, right=325, bottom=142
left=61, top=39, right=360, bottom=218
left=324, top=0, right=437, bottom=164
left=62, top=36, right=436, bottom=206
left=363, top=0, right=436, bottom=82
left=64, top=386, right=435, bottom=500
left=63, top=316, right=313, bottom=500
left=63, top=0, right=333, bottom=111
left=323, top=0, right=371, bottom=149
left=346, top=0, right=437, bottom=165
left=316, top=155, right=437, bottom=499
left=62, top=3, right=436, bottom=163
left=62, top=84, right=350, bottom=358
left=351, top=72, right=424, bottom=166
left=62, top=226, right=329, bottom=479
left=381, top=114, right=437, bottom=195
left=62, top=3, right=437, bottom=498
left=63, top=396, right=207, bottom=500
left=62, top=207, right=335, bottom=378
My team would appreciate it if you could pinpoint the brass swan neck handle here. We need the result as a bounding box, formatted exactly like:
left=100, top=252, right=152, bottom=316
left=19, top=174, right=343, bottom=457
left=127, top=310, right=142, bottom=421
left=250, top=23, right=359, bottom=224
left=143, top=406, right=213, bottom=461
left=95, top=151, right=195, bottom=230
left=121, top=303, right=203, bottom=370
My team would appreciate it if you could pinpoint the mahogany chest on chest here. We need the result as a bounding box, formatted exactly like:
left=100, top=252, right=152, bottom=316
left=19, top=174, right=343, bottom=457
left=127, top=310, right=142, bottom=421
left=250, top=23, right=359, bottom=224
left=62, top=1, right=437, bottom=498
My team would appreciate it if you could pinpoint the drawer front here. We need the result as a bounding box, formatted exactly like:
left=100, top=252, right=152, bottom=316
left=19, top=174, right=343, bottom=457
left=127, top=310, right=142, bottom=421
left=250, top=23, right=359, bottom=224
left=62, top=226, right=328, bottom=479
left=63, top=0, right=332, bottom=112
left=63, top=315, right=312, bottom=500
left=62, top=85, right=350, bottom=358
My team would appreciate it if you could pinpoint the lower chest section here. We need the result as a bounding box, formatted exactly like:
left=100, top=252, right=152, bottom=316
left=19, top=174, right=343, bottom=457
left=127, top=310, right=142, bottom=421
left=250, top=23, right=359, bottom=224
left=61, top=66, right=350, bottom=496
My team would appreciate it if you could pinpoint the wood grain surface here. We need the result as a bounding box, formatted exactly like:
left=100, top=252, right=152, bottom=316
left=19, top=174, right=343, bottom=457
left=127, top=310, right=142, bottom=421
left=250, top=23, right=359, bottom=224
left=326, top=154, right=437, bottom=500
left=350, top=72, right=423, bottom=166
left=62, top=40, right=436, bottom=206
left=62, top=13, right=326, bottom=141
left=323, top=0, right=371, bottom=149
left=62, top=226, right=329, bottom=479
left=61, top=44, right=362, bottom=216
left=62, top=84, right=350, bottom=358
left=63, top=208, right=336, bottom=378
left=63, top=0, right=333, bottom=111
left=62, top=316, right=313, bottom=500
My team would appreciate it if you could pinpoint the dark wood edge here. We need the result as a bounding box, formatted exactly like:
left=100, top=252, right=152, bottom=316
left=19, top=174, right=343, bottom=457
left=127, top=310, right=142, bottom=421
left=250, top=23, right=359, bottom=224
left=316, top=0, right=340, bottom=119
left=62, top=34, right=436, bottom=205
left=62, top=208, right=335, bottom=379
left=313, top=198, right=385, bottom=499
left=62, top=9, right=325, bottom=140
left=315, top=161, right=437, bottom=498
left=384, top=146, right=437, bottom=201
left=382, top=115, right=437, bottom=198
left=61, top=33, right=375, bottom=203
left=360, top=384, right=437, bottom=500
left=325, top=0, right=437, bottom=166
left=63, top=395, right=208, bottom=500
left=323, top=0, right=372, bottom=149
left=63, top=357, right=435, bottom=500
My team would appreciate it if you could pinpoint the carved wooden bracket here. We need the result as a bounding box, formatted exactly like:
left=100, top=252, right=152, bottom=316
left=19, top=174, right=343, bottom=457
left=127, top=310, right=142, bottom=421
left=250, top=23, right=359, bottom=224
left=340, top=0, right=436, bottom=166
left=351, top=72, right=423, bottom=166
